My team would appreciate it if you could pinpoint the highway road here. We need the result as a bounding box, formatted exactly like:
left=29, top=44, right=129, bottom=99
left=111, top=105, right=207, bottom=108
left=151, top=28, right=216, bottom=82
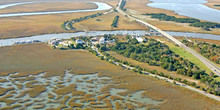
left=116, top=0, right=220, bottom=76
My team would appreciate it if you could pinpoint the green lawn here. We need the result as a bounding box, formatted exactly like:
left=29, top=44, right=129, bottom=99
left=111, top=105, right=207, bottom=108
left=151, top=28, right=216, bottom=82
left=167, top=43, right=213, bottom=74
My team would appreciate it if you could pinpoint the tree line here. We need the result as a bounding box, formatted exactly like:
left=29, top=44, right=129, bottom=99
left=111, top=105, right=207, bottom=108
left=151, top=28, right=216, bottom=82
left=111, top=16, right=119, bottom=28
left=98, top=37, right=220, bottom=95
left=61, top=13, right=103, bottom=30
left=143, top=13, right=220, bottom=31
left=182, top=39, right=220, bottom=64
left=120, top=0, right=126, bottom=11
left=100, top=51, right=217, bottom=95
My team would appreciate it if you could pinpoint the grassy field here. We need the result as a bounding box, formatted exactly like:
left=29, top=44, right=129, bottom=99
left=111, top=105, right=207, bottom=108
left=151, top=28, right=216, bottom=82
left=0, top=2, right=98, bottom=14
left=0, top=0, right=118, bottom=39
left=181, top=37, right=220, bottom=45
left=0, top=43, right=219, bottom=109
left=175, top=37, right=220, bottom=67
left=167, top=42, right=213, bottom=74
left=0, top=11, right=104, bottom=39
left=147, top=36, right=214, bottom=74
left=74, top=12, right=148, bottom=31
left=150, top=36, right=220, bottom=81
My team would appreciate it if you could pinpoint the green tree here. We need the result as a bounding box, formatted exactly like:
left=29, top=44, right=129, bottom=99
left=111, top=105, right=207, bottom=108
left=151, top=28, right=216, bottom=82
left=187, top=69, right=193, bottom=77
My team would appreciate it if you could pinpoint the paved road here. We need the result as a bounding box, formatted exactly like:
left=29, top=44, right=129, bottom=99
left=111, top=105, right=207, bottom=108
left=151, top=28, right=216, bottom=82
left=116, top=0, right=220, bottom=76
left=91, top=46, right=220, bottom=101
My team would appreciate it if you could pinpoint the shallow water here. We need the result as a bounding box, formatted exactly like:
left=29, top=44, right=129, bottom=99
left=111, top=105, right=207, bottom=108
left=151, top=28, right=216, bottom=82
left=0, top=71, right=162, bottom=109
left=0, top=1, right=112, bottom=18
left=147, top=0, right=220, bottom=23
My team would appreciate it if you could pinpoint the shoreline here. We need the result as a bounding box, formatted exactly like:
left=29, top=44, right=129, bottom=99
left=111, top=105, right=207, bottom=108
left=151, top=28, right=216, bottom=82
left=205, top=0, right=220, bottom=10
left=146, top=0, right=220, bottom=23
left=1, top=29, right=220, bottom=40
left=0, top=2, right=99, bottom=14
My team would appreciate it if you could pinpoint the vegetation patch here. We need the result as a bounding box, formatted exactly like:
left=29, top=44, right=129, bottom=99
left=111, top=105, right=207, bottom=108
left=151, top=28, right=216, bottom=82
left=97, top=94, right=111, bottom=101
left=71, top=91, right=86, bottom=96
left=182, top=39, right=220, bottom=65
left=115, top=101, right=125, bottom=109
left=0, top=79, right=9, bottom=83
left=68, top=102, right=83, bottom=108
left=111, top=95, right=124, bottom=101
left=62, top=13, right=103, bottom=30
left=120, top=0, right=127, bottom=11
left=143, top=13, right=220, bottom=31
left=19, top=85, right=47, bottom=98
left=111, top=15, right=120, bottom=28
left=0, top=43, right=220, bottom=109
left=1, top=104, right=22, bottom=110
left=33, top=103, right=46, bottom=109
left=25, top=80, right=39, bottom=88
left=100, top=36, right=219, bottom=95
left=0, top=87, right=15, bottom=96
left=0, top=98, right=17, bottom=106
left=54, top=84, right=76, bottom=95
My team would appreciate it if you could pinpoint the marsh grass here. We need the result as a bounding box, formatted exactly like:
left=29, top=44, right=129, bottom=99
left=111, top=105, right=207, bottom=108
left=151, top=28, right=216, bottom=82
left=0, top=43, right=219, bottom=109
left=33, top=103, right=46, bottom=109
left=2, top=94, right=14, bottom=98
left=111, top=96, right=124, bottom=101
left=25, top=80, right=38, bottom=88
left=59, top=95, right=71, bottom=105
left=0, top=1, right=100, bottom=39
left=0, top=98, right=17, bottom=106
left=75, top=12, right=147, bottom=31
left=0, top=79, right=9, bottom=83
left=97, top=94, right=111, bottom=101
left=0, top=87, right=15, bottom=96
left=14, top=83, right=23, bottom=90
left=115, top=101, right=125, bottom=109
left=24, top=102, right=33, bottom=107
left=68, top=102, right=83, bottom=108
left=71, top=91, right=86, bottom=96
left=48, top=93, right=55, bottom=99
left=18, top=99, right=31, bottom=103
left=102, top=98, right=113, bottom=108
left=54, top=84, right=76, bottom=95
left=0, top=2, right=97, bottom=14
left=0, top=104, right=22, bottom=110
left=17, top=85, right=47, bottom=98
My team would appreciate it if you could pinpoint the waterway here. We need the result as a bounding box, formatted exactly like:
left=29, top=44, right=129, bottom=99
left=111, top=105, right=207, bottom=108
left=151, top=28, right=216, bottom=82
left=0, top=30, right=219, bottom=47
left=0, top=1, right=112, bottom=18
left=0, top=71, right=161, bottom=109
left=147, top=0, right=220, bottom=23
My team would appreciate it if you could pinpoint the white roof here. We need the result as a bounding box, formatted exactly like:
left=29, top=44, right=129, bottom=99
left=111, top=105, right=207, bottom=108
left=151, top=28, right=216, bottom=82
left=76, top=39, right=84, bottom=44
left=136, top=37, right=145, bottom=43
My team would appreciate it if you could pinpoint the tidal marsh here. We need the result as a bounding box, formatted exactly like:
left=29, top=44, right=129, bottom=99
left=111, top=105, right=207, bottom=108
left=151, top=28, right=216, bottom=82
left=0, top=43, right=219, bottom=109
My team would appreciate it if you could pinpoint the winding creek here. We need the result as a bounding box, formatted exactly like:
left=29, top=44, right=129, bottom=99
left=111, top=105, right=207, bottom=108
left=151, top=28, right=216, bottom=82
left=0, top=1, right=112, bottom=18
left=0, top=71, right=162, bottom=109
left=147, top=0, right=220, bottom=23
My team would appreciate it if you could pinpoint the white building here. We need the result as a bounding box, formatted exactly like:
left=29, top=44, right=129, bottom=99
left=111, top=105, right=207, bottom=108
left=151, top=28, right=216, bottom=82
left=136, top=37, right=146, bottom=43
left=91, top=37, right=99, bottom=42
left=99, top=37, right=105, bottom=44
left=48, top=37, right=61, bottom=45
left=59, top=41, right=71, bottom=47
left=76, top=39, right=84, bottom=44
